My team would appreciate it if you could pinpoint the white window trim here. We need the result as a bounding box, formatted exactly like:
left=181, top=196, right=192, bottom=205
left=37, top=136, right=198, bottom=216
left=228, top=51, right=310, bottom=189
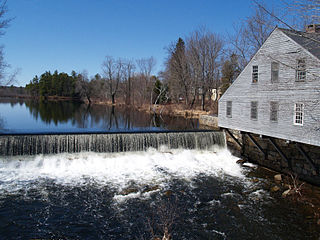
left=271, top=62, right=279, bottom=83
left=251, top=101, right=258, bottom=120
left=252, top=65, right=258, bottom=83
left=293, top=103, right=304, bottom=126
left=226, top=101, right=232, bottom=118
left=295, top=59, right=306, bottom=82
left=270, top=101, right=278, bottom=122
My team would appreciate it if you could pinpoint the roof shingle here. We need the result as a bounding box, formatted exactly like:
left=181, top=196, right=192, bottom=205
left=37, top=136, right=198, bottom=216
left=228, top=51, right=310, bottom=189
left=279, top=28, right=320, bottom=60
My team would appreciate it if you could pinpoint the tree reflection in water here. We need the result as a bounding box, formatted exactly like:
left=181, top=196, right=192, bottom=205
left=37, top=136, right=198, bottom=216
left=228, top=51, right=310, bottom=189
left=0, top=115, right=4, bottom=129
left=4, top=99, right=199, bottom=131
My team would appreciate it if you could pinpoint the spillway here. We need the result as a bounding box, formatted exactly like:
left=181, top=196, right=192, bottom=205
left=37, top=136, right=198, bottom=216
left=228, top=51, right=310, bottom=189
left=0, top=130, right=225, bottom=156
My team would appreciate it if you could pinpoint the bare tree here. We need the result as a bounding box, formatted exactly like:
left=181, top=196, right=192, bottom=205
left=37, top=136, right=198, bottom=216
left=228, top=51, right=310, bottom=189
left=75, top=71, right=94, bottom=104
left=228, top=1, right=277, bottom=69
left=0, top=1, right=17, bottom=86
left=187, top=28, right=224, bottom=110
left=131, top=73, right=146, bottom=105
left=136, top=57, right=157, bottom=104
left=136, top=56, right=156, bottom=79
left=123, top=59, right=135, bottom=105
left=282, top=0, right=320, bottom=28
left=102, top=56, right=124, bottom=104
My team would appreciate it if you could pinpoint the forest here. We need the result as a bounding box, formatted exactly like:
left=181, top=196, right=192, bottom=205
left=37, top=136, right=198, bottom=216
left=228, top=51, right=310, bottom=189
left=25, top=71, right=78, bottom=99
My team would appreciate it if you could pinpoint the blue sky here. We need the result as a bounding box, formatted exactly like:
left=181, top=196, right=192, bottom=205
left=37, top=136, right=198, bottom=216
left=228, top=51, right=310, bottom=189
left=3, top=0, right=279, bottom=86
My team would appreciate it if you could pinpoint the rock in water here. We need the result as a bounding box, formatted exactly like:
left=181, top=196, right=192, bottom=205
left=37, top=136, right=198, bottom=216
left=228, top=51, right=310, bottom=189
left=142, top=185, right=160, bottom=194
left=163, top=190, right=173, bottom=197
left=236, top=159, right=246, bottom=165
left=282, top=189, right=291, bottom=197
left=119, top=187, right=139, bottom=196
left=274, top=174, right=282, bottom=182
left=271, top=186, right=280, bottom=192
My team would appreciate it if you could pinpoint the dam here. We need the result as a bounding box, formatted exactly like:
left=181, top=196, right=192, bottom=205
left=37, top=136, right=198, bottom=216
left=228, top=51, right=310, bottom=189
left=0, top=99, right=319, bottom=238
left=0, top=130, right=225, bottom=156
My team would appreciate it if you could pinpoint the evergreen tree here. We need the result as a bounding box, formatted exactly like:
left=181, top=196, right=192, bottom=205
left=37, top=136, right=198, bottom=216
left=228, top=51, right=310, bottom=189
left=153, top=78, right=168, bottom=104
left=220, top=54, right=241, bottom=95
left=167, top=37, right=191, bottom=105
left=25, top=70, right=79, bottom=98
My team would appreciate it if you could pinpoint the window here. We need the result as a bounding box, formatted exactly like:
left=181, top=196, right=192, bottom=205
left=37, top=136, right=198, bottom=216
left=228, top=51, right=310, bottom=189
left=271, top=62, right=279, bottom=83
left=252, top=65, right=258, bottom=83
left=294, top=103, right=304, bottom=125
left=296, top=59, right=306, bottom=82
left=270, top=101, right=278, bottom=122
left=251, top=101, right=258, bottom=120
left=226, top=101, right=232, bottom=118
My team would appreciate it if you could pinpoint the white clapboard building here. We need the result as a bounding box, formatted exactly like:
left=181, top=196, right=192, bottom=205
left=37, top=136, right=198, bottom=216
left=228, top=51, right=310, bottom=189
left=218, top=25, right=320, bottom=147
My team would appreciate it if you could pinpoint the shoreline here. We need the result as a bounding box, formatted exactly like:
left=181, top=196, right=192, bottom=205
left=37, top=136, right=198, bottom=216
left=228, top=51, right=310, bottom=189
left=0, top=95, right=216, bottom=120
left=88, top=99, right=213, bottom=120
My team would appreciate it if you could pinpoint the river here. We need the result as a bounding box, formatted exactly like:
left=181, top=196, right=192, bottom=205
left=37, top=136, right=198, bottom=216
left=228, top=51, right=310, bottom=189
left=0, top=99, right=198, bottom=133
left=0, top=99, right=319, bottom=239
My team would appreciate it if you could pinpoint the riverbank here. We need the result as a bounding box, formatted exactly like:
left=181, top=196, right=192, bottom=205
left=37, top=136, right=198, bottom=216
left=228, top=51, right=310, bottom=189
left=89, top=99, right=216, bottom=120
left=0, top=94, right=217, bottom=120
left=0, top=95, right=81, bottom=101
left=243, top=163, right=320, bottom=227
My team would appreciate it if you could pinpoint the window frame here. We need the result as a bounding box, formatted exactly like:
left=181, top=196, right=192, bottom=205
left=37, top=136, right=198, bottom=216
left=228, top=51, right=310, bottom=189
left=226, top=101, right=232, bottom=118
left=296, top=59, right=306, bottom=82
left=252, top=65, right=258, bottom=83
left=294, top=103, right=304, bottom=126
left=251, top=101, right=258, bottom=120
left=271, top=62, right=279, bottom=83
left=270, top=101, right=279, bottom=122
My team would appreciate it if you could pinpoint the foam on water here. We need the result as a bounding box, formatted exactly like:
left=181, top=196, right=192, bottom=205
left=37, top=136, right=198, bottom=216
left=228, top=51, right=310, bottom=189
left=0, top=146, right=243, bottom=195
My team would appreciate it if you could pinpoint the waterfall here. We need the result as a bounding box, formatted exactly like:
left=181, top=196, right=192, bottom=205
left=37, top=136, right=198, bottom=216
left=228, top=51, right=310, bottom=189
left=0, top=131, right=225, bottom=156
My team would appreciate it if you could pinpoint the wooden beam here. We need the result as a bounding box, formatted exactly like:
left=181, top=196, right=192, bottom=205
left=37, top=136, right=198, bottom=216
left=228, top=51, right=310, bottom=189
left=246, top=132, right=266, bottom=159
left=268, top=137, right=292, bottom=170
left=295, top=143, right=318, bottom=174
left=224, top=128, right=242, bottom=148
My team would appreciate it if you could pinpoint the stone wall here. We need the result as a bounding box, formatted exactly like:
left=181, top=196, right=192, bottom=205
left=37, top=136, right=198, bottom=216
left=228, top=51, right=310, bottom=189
left=225, top=129, right=320, bottom=186
left=224, top=129, right=243, bottom=157
left=199, top=115, right=219, bottom=129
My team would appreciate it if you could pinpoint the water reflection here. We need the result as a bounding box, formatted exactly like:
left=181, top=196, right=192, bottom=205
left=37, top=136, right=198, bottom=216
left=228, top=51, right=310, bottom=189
left=0, top=99, right=198, bottom=133
left=26, top=100, right=82, bottom=125
left=0, top=115, right=4, bottom=129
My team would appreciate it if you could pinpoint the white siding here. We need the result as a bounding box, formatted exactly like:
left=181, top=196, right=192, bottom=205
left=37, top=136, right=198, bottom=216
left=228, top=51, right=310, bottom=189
left=218, top=28, right=320, bottom=147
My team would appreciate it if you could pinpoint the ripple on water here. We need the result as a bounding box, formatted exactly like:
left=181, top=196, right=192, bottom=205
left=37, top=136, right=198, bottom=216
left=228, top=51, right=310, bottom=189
left=0, top=148, right=319, bottom=239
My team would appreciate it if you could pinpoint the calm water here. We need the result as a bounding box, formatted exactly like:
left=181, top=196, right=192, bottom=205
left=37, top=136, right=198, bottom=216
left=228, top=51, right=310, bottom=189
left=0, top=99, right=198, bottom=133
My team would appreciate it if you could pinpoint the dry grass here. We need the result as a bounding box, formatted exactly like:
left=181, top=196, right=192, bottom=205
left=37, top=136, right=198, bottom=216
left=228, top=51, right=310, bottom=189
left=88, top=97, right=218, bottom=119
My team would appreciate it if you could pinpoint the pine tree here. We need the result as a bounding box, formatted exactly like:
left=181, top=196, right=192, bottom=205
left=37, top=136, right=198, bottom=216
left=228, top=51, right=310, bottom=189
left=220, top=54, right=240, bottom=95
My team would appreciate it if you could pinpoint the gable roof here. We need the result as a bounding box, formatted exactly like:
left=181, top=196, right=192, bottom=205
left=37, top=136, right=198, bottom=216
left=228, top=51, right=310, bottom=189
left=279, top=28, right=320, bottom=60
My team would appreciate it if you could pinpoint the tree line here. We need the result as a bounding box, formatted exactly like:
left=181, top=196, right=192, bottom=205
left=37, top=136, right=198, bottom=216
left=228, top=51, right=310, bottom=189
left=25, top=56, right=162, bottom=105
left=74, top=56, right=161, bottom=105
left=25, top=70, right=78, bottom=98
left=165, top=0, right=320, bottom=111
left=23, top=0, right=319, bottom=112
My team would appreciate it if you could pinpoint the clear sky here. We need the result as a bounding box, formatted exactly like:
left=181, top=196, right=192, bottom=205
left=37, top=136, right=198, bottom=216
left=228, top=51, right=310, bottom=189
left=3, top=0, right=279, bottom=86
